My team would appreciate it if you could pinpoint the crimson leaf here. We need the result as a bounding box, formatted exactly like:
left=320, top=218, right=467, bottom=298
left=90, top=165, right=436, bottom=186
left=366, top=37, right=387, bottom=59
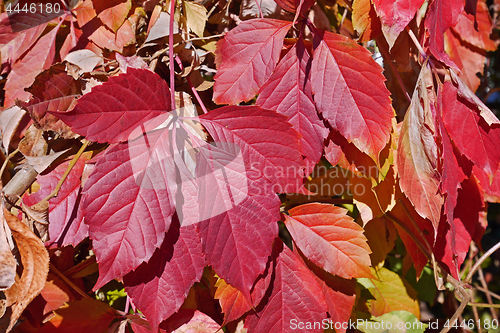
left=213, top=19, right=292, bottom=105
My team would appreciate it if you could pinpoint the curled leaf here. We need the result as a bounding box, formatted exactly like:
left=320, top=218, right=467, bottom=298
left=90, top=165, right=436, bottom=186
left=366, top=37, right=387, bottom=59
left=18, top=125, right=47, bottom=158
left=0, top=212, right=16, bottom=291
left=4, top=209, right=49, bottom=332
left=0, top=106, right=27, bottom=154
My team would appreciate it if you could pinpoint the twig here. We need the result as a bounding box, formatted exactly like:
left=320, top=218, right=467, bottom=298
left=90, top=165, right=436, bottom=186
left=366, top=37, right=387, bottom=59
left=405, top=26, right=427, bottom=59
left=50, top=263, right=92, bottom=299
left=466, top=241, right=500, bottom=283
left=385, top=211, right=432, bottom=260
left=475, top=285, right=500, bottom=302
left=63, top=255, right=97, bottom=277
left=338, top=7, right=348, bottom=33
left=3, top=164, right=38, bottom=210
left=470, top=289, right=482, bottom=333
left=169, top=0, right=177, bottom=111
left=376, top=38, right=412, bottom=103
left=186, top=33, right=225, bottom=42
left=459, top=242, right=477, bottom=281
left=477, top=264, right=498, bottom=320
left=43, top=141, right=89, bottom=201
left=466, top=302, right=500, bottom=308
left=441, top=291, right=470, bottom=333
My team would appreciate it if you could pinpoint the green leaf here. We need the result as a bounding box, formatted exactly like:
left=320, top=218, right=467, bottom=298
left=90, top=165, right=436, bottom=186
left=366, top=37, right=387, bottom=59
left=106, top=288, right=127, bottom=307
left=357, top=267, right=420, bottom=317
left=358, top=311, right=427, bottom=333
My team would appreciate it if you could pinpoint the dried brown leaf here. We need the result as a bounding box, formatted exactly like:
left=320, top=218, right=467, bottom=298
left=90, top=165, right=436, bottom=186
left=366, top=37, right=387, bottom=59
left=4, top=209, right=49, bottom=332
left=0, top=106, right=27, bottom=154
left=18, top=125, right=47, bottom=158
left=25, top=148, right=70, bottom=174
left=64, top=49, right=103, bottom=77
left=0, top=292, right=6, bottom=319
left=0, top=212, right=16, bottom=291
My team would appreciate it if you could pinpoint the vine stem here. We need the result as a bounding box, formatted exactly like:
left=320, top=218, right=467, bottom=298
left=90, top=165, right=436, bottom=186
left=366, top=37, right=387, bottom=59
left=254, top=0, right=264, bottom=18
left=50, top=264, right=91, bottom=299
left=477, top=264, right=498, bottom=319
left=470, top=293, right=482, bottom=333
left=376, top=38, right=411, bottom=103
left=125, top=295, right=130, bottom=313
left=466, top=240, right=500, bottom=283
left=43, top=141, right=89, bottom=202
left=169, top=0, right=177, bottom=111
left=475, top=285, right=500, bottom=301
left=405, top=26, right=427, bottom=59
left=441, top=292, right=470, bottom=333
left=173, top=56, right=208, bottom=114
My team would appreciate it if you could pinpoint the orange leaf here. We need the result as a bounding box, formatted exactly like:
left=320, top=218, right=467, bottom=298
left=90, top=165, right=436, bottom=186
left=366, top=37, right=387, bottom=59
left=285, top=203, right=373, bottom=279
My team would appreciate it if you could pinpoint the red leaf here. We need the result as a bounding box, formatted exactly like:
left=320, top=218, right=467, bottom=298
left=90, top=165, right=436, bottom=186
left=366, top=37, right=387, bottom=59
left=436, top=91, right=466, bottom=269
left=95, top=0, right=132, bottom=33
left=52, top=69, right=171, bottom=143
left=452, top=0, right=496, bottom=52
left=0, top=12, right=18, bottom=45
left=397, top=65, right=443, bottom=231
left=7, top=23, right=47, bottom=66
left=23, top=158, right=87, bottom=248
left=310, top=30, right=393, bottom=164
left=318, top=277, right=356, bottom=333
left=444, top=29, right=487, bottom=92
left=372, top=0, right=425, bottom=49
left=474, top=165, right=500, bottom=202
left=213, top=19, right=292, bottom=104
left=39, top=280, right=71, bottom=315
left=273, top=0, right=315, bottom=14
left=4, top=21, right=61, bottom=106
left=199, top=106, right=305, bottom=192
left=304, top=262, right=356, bottom=333
left=424, top=0, right=464, bottom=68
left=82, top=132, right=175, bottom=289
left=390, top=189, right=433, bottom=277
left=215, top=252, right=273, bottom=323
left=123, top=222, right=205, bottom=332
left=197, top=182, right=280, bottom=303
left=39, top=299, right=118, bottom=333
left=257, top=40, right=328, bottom=170
left=245, top=242, right=328, bottom=333
left=22, top=64, right=81, bottom=139
left=434, top=177, right=484, bottom=278
left=160, top=309, right=221, bottom=332
left=196, top=106, right=305, bottom=302
left=285, top=203, right=373, bottom=279
left=442, top=81, right=500, bottom=178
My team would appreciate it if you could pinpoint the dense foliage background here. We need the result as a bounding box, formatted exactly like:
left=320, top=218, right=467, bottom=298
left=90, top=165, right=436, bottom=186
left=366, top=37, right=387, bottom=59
left=1, top=0, right=500, bottom=332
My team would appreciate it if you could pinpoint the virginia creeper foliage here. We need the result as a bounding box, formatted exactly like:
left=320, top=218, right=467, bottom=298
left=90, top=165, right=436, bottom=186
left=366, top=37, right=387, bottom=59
left=0, top=0, right=500, bottom=331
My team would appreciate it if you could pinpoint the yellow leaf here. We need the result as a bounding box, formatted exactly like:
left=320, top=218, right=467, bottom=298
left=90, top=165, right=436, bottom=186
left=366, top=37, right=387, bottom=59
left=358, top=267, right=420, bottom=318
left=184, top=1, right=207, bottom=37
